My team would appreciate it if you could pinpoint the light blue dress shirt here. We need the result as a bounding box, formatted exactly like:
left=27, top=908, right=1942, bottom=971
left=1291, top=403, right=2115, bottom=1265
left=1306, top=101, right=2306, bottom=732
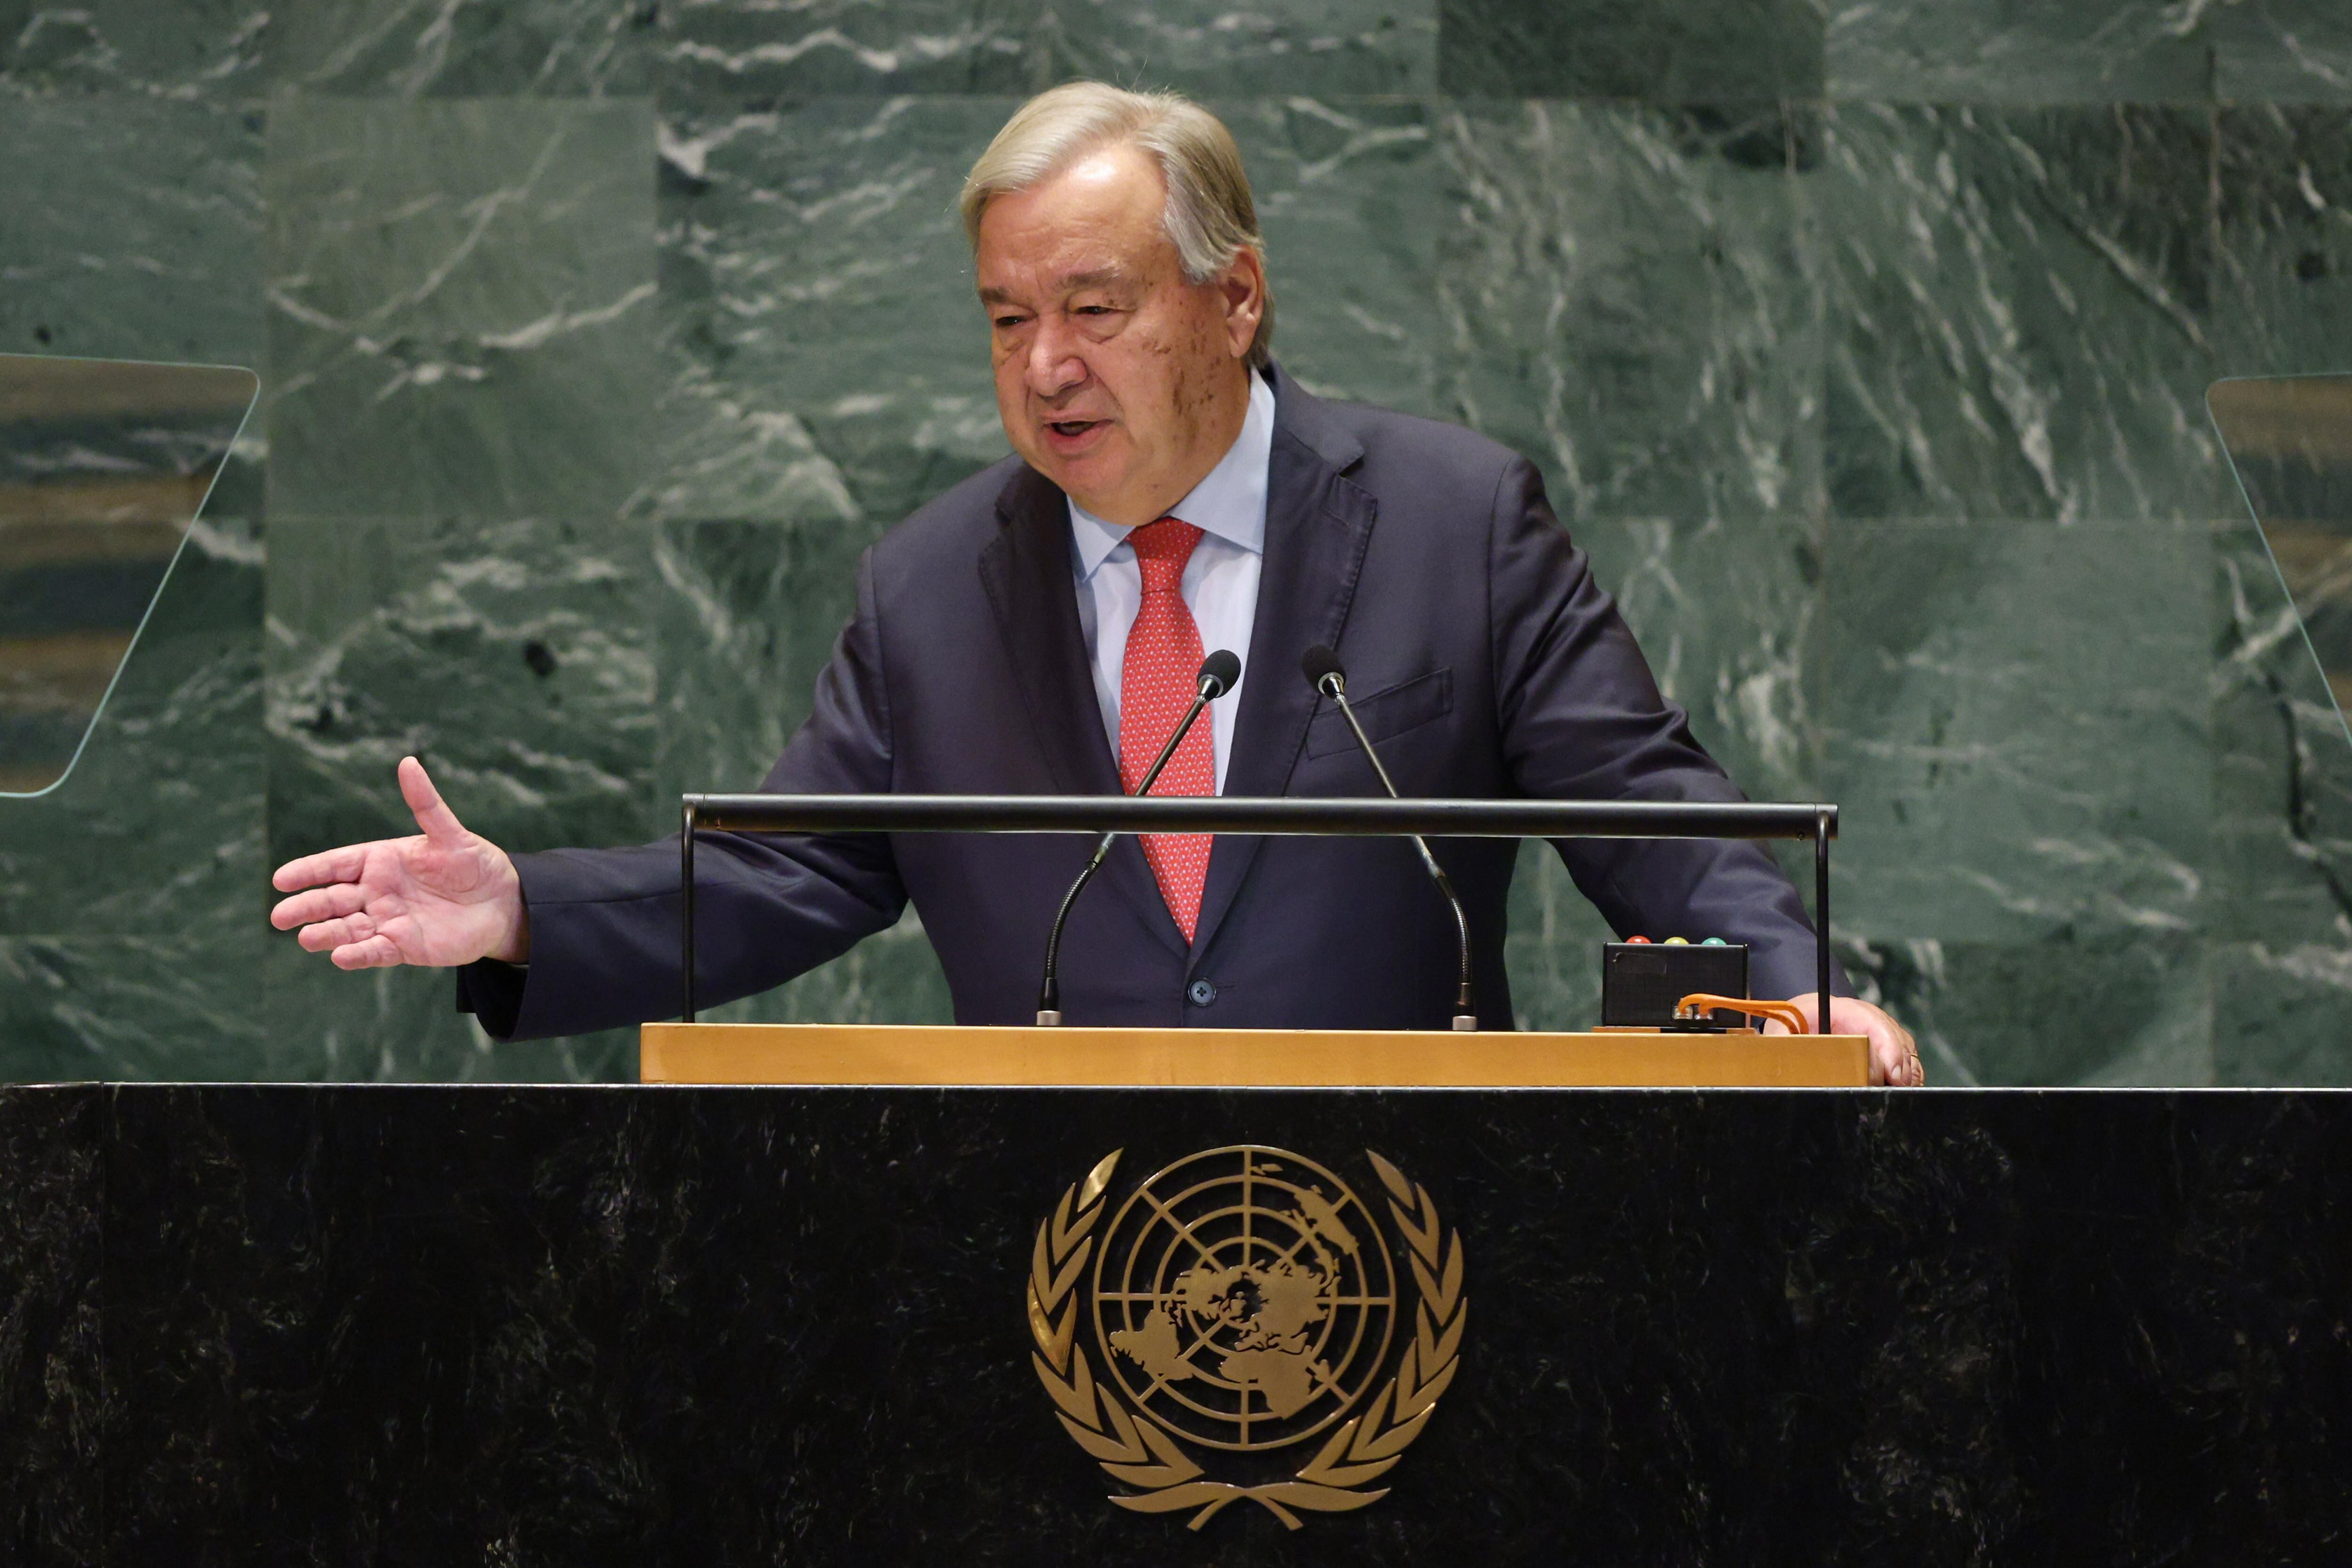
left=1068, top=368, right=1274, bottom=795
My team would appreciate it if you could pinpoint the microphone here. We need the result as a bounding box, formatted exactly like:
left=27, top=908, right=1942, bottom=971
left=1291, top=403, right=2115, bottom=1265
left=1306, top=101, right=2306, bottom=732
left=1301, top=644, right=1478, bottom=1031
left=1037, top=649, right=1241, bottom=1025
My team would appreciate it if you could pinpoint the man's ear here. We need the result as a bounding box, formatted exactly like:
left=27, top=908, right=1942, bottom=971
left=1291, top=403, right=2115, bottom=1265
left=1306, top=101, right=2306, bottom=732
left=1216, top=248, right=1267, bottom=360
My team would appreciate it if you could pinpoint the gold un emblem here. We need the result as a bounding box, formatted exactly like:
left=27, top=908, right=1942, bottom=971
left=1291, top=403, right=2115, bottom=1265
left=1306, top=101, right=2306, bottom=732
left=1027, top=1145, right=1467, bottom=1529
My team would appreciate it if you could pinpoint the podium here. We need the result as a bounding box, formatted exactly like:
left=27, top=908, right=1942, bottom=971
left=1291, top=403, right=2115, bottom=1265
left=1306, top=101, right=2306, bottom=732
left=638, top=1022, right=1873, bottom=1087
left=7, top=1077, right=2346, bottom=1557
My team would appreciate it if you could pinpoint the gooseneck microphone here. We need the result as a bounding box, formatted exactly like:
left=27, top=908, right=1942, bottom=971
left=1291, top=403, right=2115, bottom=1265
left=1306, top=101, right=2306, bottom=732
left=1302, top=645, right=1478, bottom=1031
left=1036, top=648, right=1241, bottom=1026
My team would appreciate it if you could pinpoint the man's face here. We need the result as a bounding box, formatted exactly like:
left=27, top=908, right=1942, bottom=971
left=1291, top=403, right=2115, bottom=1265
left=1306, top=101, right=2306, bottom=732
left=975, top=141, right=1260, bottom=525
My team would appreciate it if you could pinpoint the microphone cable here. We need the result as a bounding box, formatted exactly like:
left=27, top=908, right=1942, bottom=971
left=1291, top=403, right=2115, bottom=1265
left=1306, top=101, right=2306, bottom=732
left=1301, top=644, right=1477, bottom=1031
left=1037, top=648, right=1241, bottom=1025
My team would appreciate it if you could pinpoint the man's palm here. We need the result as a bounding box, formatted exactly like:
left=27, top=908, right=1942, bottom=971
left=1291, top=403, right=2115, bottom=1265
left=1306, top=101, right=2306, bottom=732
left=270, top=757, right=527, bottom=970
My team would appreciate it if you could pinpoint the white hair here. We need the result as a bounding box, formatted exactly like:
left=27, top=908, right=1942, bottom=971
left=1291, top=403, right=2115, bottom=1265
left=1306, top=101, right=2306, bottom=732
left=959, top=81, right=1273, bottom=370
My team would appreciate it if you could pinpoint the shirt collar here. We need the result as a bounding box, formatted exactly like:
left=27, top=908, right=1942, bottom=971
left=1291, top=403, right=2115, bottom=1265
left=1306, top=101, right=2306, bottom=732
left=1069, top=368, right=1275, bottom=581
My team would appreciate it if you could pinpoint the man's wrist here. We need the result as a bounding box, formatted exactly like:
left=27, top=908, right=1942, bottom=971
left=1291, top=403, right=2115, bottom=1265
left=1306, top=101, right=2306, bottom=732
left=484, top=858, right=531, bottom=964
left=489, top=901, right=531, bottom=965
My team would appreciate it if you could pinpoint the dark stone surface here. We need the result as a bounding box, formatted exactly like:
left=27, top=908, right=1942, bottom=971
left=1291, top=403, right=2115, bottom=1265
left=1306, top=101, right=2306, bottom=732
left=0, top=1086, right=102, bottom=1568
left=5, top=1082, right=2350, bottom=1562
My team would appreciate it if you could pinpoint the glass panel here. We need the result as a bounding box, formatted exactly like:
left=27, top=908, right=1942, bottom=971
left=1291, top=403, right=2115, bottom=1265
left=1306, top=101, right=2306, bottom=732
left=0, top=353, right=257, bottom=796
left=2209, top=374, right=2352, bottom=747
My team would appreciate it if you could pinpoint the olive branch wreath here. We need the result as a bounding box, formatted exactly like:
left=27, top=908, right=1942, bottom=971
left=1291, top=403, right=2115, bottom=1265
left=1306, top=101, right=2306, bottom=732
left=1027, top=1147, right=1466, bottom=1531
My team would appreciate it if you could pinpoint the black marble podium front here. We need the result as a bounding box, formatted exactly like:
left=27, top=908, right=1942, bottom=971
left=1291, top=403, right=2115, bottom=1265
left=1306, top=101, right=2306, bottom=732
left=2, top=1084, right=2346, bottom=1565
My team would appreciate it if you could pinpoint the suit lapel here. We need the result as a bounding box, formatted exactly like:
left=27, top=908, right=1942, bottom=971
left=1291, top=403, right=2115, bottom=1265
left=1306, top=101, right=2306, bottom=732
left=978, top=462, right=1190, bottom=959
left=978, top=464, right=1120, bottom=796
left=1189, top=372, right=1376, bottom=966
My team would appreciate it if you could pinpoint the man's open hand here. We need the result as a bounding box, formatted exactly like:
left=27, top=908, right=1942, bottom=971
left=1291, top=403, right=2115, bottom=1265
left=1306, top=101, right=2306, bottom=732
left=269, top=756, right=528, bottom=969
left=1778, top=993, right=1923, bottom=1086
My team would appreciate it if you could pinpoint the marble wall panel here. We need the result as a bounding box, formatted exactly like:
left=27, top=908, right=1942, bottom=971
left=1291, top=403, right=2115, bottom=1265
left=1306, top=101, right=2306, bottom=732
left=1820, top=518, right=2212, bottom=1083
left=2211, top=107, right=2352, bottom=376
left=2206, top=2, right=2352, bottom=105
left=1828, top=0, right=2216, bottom=104
left=0, top=1086, right=99, bottom=1568
left=1226, top=97, right=1446, bottom=419
left=0, top=0, right=265, bottom=97
left=658, top=0, right=1047, bottom=97
left=1847, top=931, right=2213, bottom=1087
left=1827, top=0, right=2352, bottom=106
left=263, top=97, right=657, bottom=521
left=652, top=97, right=1008, bottom=529
left=2210, top=940, right=2352, bottom=1084
left=1438, top=0, right=1824, bottom=98
left=1056, top=0, right=1436, bottom=98
left=668, top=0, right=1439, bottom=99
left=0, top=98, right=263, bottom=366
left=1819, top=104, right=2227, bottom=524
left=0, top=933, right=267, bottom=1082
left=268, top=0, right=657, bottom=96
left=1823, top=519, right=2210, bottom=945
left=1436, top=101, right=1823, bottom=528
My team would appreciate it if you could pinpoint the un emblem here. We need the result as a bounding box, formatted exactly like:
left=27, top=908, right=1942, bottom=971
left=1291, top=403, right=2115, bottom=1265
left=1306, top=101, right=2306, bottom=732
left=1027, top=1145, right=1467, bottom=1529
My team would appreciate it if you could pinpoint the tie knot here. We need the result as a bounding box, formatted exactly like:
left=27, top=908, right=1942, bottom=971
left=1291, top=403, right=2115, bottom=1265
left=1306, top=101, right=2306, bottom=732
left=1128, top=517, right=1203, bottom=593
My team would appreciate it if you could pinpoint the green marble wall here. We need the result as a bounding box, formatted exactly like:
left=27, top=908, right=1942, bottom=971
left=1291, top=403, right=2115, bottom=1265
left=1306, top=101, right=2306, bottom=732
left=3, top=0, right=2349, bottom=1083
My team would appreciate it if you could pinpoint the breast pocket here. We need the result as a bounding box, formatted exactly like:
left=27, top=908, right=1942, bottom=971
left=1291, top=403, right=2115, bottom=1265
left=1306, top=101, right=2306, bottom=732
left=1304, top=668, right=1454, bottom=760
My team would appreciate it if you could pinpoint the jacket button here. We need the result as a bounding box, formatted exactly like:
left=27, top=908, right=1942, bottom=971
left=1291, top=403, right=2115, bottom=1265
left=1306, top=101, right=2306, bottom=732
left=1187, top=979, right=1217, bottom=1007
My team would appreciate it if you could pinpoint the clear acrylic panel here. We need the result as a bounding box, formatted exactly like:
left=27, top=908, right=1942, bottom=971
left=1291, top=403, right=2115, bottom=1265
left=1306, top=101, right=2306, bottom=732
left=0, top=353, right=258, bottom=795
left=2209, top=375, right=2352, bottom=748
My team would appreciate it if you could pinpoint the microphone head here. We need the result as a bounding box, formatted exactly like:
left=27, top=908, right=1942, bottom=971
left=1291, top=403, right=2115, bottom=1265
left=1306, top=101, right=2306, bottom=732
left=1300, top=644, right=1345, bottom=694
left=1197, top=648, right=1242, bottom=700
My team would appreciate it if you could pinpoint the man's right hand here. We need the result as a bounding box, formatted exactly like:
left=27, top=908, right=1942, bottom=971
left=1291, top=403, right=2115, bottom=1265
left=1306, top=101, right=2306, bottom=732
left=270, top=756, right=529, bottom=969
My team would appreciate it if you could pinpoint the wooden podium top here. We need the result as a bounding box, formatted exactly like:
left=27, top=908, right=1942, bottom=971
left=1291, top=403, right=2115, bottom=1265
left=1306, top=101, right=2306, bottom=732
left=638, top=1023, right=1871, bottom=1088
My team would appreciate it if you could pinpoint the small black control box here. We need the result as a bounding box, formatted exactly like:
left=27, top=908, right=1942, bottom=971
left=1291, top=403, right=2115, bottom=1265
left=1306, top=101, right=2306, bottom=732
left=1601, top=942, right=1749, bottom=1027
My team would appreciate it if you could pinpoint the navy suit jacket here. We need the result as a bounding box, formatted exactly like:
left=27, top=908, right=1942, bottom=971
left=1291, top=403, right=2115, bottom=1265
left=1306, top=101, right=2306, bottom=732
left=461, top=368, right=1838, bottom=1038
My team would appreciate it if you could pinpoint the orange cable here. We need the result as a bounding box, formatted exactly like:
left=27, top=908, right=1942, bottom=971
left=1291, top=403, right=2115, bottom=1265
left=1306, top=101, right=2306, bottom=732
left=1675, top=994, right=1813, bottom=1035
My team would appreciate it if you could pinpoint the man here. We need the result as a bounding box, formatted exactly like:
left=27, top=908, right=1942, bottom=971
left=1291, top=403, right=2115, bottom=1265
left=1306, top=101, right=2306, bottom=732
left=270, top=83, right=1922, bottom=1084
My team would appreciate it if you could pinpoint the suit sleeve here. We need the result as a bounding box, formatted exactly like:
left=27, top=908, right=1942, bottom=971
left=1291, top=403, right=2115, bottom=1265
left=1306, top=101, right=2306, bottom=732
left=1486, top=457, right=1846, bottom=1002
left=457, top=548, right=909, bottom=1040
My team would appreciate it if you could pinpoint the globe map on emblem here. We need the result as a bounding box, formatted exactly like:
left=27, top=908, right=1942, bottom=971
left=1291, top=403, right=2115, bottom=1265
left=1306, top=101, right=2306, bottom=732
left=1090, top=1146, right=1398, bottom=1452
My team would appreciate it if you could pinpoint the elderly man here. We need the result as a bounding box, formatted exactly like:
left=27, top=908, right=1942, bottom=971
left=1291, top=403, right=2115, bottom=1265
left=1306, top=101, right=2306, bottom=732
left=270, top=82, right=1921, bottom=1084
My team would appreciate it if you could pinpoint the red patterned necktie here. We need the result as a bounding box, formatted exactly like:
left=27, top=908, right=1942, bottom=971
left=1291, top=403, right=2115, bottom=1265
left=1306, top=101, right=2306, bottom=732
left=1119, top=517, right=1214, bottom=943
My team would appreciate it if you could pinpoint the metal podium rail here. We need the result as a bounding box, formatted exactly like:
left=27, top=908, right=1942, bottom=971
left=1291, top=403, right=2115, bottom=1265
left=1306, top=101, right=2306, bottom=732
left=675, top=795, right=1838, bottom=1026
